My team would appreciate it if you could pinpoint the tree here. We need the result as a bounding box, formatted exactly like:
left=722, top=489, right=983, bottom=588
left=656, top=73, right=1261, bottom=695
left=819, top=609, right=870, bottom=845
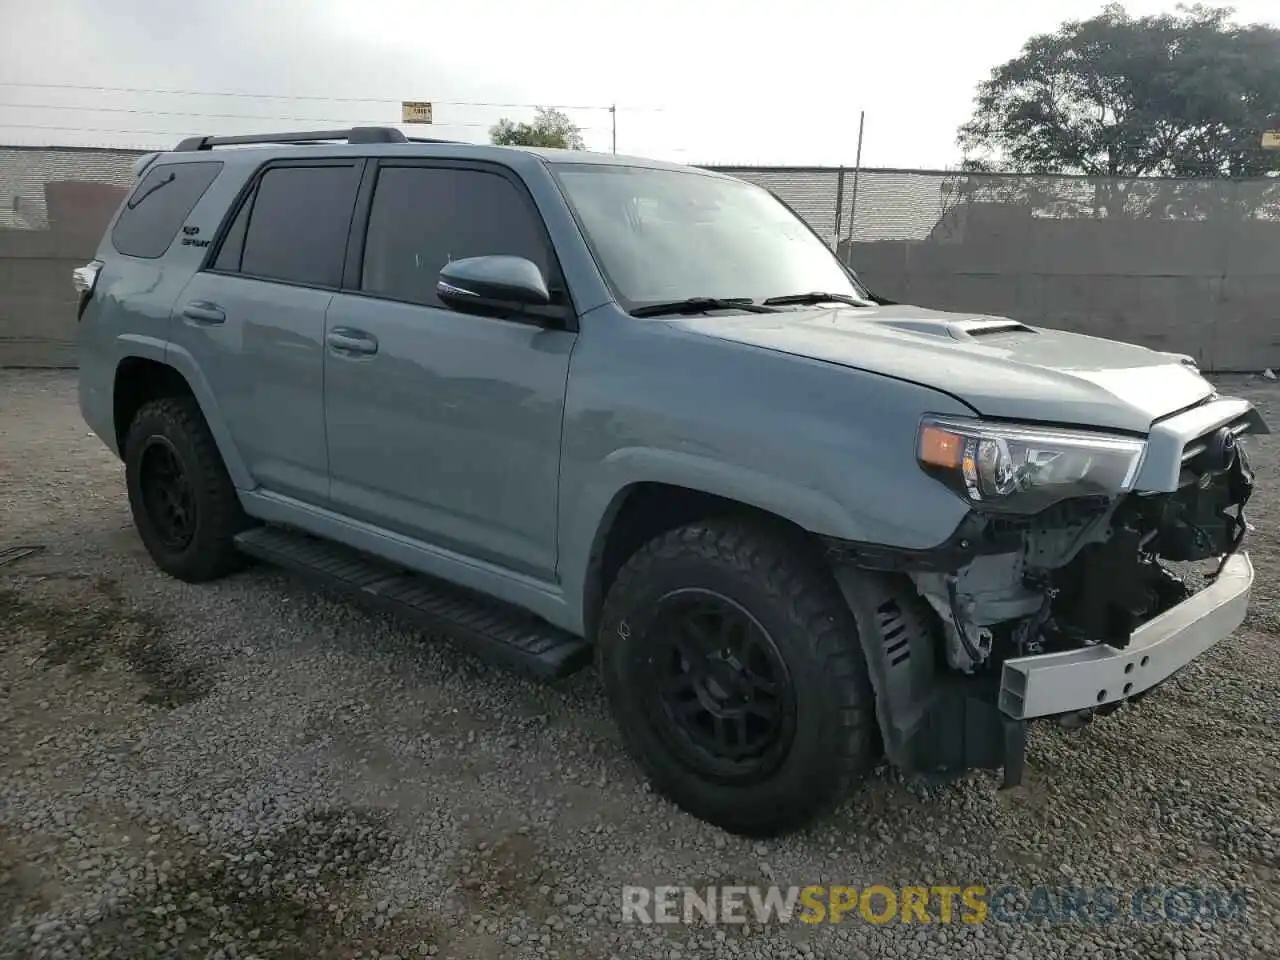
left=489, top=107, right=585, bottom=150
left=959, top=4, right=1280, bottom=180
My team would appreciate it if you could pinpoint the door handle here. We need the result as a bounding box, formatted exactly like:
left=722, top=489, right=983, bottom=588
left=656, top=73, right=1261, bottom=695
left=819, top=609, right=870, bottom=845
left=326, top=327, right=379, bottom=356
left=182, top=301, right=225, bottom=325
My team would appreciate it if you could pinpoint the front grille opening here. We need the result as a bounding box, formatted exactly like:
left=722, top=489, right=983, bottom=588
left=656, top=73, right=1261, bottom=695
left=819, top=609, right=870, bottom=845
left=1181, top=415, right=1251, bottom=464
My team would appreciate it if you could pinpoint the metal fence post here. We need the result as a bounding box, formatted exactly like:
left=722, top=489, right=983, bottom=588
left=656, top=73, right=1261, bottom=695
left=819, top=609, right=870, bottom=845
left=847, top=111, right=865, bottom=245
left=832, top=167, right=846, bottom=251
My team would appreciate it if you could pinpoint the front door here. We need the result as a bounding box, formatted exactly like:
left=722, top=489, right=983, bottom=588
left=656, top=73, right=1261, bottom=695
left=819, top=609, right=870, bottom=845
left=323, top=162, right=576, bottom=580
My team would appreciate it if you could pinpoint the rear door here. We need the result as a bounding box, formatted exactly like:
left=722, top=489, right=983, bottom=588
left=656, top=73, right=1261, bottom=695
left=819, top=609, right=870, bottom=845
left=323, top=160, right=576, bottom=579
left=176, top=159, right=362, bottom=502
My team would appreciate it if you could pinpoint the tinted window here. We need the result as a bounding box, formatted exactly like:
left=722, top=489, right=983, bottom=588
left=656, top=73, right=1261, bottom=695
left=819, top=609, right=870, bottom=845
left=111, top=161, right=222, bottom=259
left=361, top=167, right=548, bottom=307
left=238, top=165, right=359, bottom=287
left=212, top=188, right=252, bottom=273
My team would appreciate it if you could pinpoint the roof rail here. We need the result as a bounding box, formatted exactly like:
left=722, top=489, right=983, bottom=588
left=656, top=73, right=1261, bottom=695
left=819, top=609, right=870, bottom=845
left=173, top=126, right=421, bottom=151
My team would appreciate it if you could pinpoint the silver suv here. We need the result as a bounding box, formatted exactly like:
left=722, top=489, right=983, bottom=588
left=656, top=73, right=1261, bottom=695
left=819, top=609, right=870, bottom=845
left=77, top=126, right=1266, bottom=836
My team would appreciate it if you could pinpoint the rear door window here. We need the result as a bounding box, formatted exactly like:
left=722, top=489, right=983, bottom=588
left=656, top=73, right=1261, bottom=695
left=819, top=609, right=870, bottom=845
left=111, top=161, right=222, bottom=259
left=360, top=166, right=549, bottom=307
left=233, top=164, right=361, bottom=288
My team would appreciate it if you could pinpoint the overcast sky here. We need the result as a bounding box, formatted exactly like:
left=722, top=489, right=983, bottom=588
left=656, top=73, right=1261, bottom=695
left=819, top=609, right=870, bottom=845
left=1, top=0, right=1277, bottom=168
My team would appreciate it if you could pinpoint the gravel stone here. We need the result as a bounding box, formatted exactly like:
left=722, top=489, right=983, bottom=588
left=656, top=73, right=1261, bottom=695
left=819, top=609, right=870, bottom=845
left=1, top=370, right=1277, bottom=958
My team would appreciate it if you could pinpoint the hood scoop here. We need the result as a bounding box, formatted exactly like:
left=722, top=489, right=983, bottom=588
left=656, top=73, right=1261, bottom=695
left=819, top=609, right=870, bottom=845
left=873, top=314, right=1036, bottom=341
left=947, top=317, right=1036, bottom=340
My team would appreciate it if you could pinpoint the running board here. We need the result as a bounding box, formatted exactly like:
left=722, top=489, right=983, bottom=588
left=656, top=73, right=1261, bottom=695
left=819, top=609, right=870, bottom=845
left=233, top=526, right=591, bottom=680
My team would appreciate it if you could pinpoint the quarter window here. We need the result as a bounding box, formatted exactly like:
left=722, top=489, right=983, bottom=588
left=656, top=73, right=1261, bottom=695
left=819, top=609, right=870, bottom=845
left=111, top=161, right=222, bottom=259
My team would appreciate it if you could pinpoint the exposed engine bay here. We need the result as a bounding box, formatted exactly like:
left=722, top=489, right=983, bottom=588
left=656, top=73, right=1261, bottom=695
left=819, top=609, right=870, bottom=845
left=911, top=423, right=1255, bottom=675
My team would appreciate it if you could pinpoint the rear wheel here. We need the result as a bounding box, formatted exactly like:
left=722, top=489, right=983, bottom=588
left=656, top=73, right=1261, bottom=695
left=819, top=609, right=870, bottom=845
left=597, top=519, right=876, bottom=836
left=124, top=396, right=251, bottom=582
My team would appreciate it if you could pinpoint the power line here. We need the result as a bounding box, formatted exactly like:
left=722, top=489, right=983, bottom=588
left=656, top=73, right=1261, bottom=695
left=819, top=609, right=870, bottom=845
left=0, top=80, right=395, bottom=104
left=0, top=80, right=623, bottom=111
left=0, top=121, right=611, bottom=139
left=0, top=102, right=506, bottom=130
left=0, top=123, right=233, bottom=139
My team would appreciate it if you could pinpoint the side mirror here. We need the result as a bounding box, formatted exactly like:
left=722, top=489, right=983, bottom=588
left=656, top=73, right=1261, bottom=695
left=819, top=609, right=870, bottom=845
left=437, top=256, right=551, bottom=313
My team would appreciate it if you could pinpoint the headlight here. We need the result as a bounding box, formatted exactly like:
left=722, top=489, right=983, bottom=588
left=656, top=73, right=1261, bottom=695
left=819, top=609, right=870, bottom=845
left=917, top=416, right=1147, bottom=513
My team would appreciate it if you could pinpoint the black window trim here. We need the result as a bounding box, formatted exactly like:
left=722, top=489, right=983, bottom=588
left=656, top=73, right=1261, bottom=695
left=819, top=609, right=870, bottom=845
left=202, top=157, right=366, bottom=293
left=111, top=159, right=224, bottom=260
left=342, top=157, right=578, bottom=330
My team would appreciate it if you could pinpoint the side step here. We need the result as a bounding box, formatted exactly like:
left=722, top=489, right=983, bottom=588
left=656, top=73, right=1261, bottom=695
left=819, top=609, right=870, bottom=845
left=233, top=526, right=592, bottom=680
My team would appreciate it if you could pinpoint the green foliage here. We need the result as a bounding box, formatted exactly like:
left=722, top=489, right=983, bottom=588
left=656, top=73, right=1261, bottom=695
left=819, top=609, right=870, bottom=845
left=960, top=3, right=1280, bottom=178
left=489, top=107, right=586, bottom=150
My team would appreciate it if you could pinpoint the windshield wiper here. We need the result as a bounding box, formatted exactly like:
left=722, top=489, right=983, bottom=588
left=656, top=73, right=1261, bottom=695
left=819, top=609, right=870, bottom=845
left=762, top=291, right=875, bottom=308
left=629, top=297, right=780, bottom=318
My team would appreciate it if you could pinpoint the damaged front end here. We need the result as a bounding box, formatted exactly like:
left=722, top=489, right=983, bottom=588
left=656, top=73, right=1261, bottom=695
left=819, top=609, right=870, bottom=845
left=828, top=396, right=1266, bottom=788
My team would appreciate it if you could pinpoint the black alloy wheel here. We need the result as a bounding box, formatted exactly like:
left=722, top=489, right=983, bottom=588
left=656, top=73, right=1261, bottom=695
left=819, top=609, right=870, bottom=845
left=643, top=589, right=796, bottom=782
left=138, top=437, right=197, bottom=550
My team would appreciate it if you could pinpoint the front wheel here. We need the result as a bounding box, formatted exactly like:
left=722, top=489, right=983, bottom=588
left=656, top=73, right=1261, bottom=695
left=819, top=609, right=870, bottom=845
left=597, top=519, right=876, bottom=836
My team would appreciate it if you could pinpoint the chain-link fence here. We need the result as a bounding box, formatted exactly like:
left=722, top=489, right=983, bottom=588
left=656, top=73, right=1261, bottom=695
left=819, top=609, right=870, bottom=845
left=3, top=146, right=1278, bottom=369
left=712, top=166, right=1280, bottom=371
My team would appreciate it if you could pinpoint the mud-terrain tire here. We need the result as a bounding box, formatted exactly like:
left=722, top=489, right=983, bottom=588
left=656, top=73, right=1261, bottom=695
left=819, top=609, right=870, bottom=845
left=124, top=396, right=251, bottom=583
left=597, top=518, right=876, bottom=836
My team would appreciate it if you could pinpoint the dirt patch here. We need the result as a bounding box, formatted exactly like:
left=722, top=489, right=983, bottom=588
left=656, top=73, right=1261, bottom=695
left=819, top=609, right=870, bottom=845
left=6, top=807, right=448, bottom=959
left=456, top=828, right=549, bottom=915
left=0, top=829, right=37, bottom=929
left=0, top=825, right=62, bottom=936
left=0, top=577, right=211, bottom=708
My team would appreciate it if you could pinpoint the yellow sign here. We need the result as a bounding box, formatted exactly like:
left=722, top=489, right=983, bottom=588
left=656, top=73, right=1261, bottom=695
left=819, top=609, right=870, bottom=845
left=401, top=101, right=433, bottom=124
left=1262, top=130, right=1280, bottom=149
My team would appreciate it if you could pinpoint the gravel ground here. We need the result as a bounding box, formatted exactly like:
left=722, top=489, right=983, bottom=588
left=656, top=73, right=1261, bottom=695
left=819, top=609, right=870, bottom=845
left=1, top=368, right=1278, bottom=960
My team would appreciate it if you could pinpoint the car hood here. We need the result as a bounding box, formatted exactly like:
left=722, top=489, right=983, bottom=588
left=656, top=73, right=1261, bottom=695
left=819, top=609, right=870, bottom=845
left=672, top=305, right=1215, bottom=434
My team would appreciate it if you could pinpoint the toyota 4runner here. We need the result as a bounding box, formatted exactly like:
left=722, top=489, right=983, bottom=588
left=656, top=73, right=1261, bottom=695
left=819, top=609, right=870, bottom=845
left=76, top=126, right=1267, bottom=836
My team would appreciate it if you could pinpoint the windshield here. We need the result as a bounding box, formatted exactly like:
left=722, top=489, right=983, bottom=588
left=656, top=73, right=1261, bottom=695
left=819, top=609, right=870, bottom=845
left=552, top=164, right=865, bottom=310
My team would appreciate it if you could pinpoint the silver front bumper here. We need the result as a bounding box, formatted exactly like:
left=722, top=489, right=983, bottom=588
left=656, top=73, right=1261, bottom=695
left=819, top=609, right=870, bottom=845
left=999, top=553, right=1253, bottom=720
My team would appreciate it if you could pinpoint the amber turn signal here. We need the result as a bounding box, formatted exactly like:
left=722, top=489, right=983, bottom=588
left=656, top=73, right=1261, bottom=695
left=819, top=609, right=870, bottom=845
left=918, top=425, right=964, bottom=468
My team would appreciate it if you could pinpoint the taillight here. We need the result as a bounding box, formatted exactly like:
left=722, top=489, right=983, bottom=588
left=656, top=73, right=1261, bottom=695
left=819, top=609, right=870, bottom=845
left=72, top=260, right=103, bottom=320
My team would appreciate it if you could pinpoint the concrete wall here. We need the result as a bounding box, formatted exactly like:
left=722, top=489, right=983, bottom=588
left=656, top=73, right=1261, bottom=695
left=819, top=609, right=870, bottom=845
left=0, top=186, right=121, bottom=366
left=716, top=167, right=1280, bottom=373
left=1, top=147, right=137, bottom=367
left=838, top=203, right=1280, bottom=371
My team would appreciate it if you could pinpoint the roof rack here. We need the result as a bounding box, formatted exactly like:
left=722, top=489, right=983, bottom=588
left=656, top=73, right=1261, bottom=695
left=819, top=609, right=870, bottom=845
left=172, top=126, right=461, bottom=152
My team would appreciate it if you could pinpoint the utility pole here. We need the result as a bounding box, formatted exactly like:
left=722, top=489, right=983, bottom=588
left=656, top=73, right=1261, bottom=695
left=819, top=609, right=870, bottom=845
left=610, top=104, right=617, bottom=154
